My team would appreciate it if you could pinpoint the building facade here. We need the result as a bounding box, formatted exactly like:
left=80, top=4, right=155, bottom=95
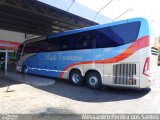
left=0, top=30, right=25, bottom=70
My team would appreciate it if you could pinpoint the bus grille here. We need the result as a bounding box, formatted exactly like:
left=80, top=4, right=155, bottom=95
left=151, top=47, right=158, bottom=55
left=113, top=63, right=137, bottom=85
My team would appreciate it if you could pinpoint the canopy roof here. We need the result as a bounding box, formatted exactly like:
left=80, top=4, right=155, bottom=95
left=0, top=0, right=97, bottom=35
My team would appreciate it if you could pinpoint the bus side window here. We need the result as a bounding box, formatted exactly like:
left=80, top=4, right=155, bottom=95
left=89, top=30, right=96, bottom=48
left=62, top=40, right=69, bottom=51
left=54, top=39, right=61, bottom=51
left=75, top=31, right=93, bottom=50
left=83, top=34, right=90, bottom=49
left=96, top=29, right=109, bottom=48
left=109, top=22, right=140, bottom=45
left=75, top=33, right=84, bottom=50
left=68, top=37, right=76, bottom=50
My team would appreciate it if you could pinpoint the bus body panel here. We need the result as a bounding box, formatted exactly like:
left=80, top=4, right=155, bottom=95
left=103, top=51, right=140, bottom=87
left=16, top=17, right=158, bottom=89
left=138, top=20, right=158, bottom=88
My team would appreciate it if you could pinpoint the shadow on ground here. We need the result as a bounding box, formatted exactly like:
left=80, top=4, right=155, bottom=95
left=0, top=76, right=21, bottom=88
left=0, top=70, right=21, bottom=88
left=1, top=70, right=151, bottom=103
left=37, top=80, right=151, bottom=103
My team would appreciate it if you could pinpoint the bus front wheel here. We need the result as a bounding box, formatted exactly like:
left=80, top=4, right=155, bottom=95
left=69, top=70, right=84, bottom=86
left=86, top=71, right=102, bottom=90
left=22, top=65, right=28, bottom=74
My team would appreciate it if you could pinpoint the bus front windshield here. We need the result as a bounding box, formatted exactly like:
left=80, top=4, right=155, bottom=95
left=16, top=44, right=23, bottom=61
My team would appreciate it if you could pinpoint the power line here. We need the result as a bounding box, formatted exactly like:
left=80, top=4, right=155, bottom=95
left=93, top=0, right=114, bottom=21
left=66, top=0, right=76, bottom=12
left=113, top=8, right=133, bottom=21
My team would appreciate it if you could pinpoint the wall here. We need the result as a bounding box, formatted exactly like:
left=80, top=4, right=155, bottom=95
left=0, top=29, right=25, bottom=50
left=0, top=29, right=25, bottom=43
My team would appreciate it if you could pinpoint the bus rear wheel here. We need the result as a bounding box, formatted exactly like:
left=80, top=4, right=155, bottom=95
left=69, top=70, right=84, bottom=86
left=86, top=71, right=102, bottom=90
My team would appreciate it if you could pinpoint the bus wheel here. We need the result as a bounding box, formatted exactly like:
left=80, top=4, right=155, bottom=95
left=22, top=66, right=28, bottom=74
left=69, top=70, right=84, bottom=86
left=86, top=71, right=102, bottom=90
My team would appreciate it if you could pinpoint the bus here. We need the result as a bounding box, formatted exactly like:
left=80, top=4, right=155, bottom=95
left=16, top=17, right=158, bottom=89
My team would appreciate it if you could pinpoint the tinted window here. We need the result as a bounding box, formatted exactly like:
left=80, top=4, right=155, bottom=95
left=17, top=44, right=23, bottom=59
left=74, top=32, right=93, bottom=50
left=23, top=40, right=52, bottom=55
left=96, top=22, right=140, bottom=48
left=17, top=44, right=23, bottom=55
left=22, top=21, right=140, bottom=54
left=48, top=31, right=95, bottom=51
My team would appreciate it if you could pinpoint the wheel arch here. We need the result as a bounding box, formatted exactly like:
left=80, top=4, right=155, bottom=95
left=69, top=68, right=84, bottom=77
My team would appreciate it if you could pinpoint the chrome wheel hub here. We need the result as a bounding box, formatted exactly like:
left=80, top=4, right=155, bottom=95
left=72, top=73, right=80, bottom=83
left=89, top=76, right=98, bottom=86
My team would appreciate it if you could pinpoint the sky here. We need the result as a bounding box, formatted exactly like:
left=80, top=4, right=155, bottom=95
left=76, top=0, right=160, bottom=22
left=39, top=0, right=160, bottom=34
left=76, top=0, right=160, bottom=34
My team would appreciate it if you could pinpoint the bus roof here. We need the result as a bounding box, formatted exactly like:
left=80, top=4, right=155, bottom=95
left=47, top=17, right=148, bottom=39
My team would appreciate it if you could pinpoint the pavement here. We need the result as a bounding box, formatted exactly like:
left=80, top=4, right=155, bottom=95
left=0, top=68, right=160, bottom=115
left=4, top=70, right=55, bottom=87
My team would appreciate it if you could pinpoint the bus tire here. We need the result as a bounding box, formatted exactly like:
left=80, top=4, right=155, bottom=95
left=69, top=70, right=84, bottom=86
left=22, top=65, right=28, bottom=74
left=86, top=71, right=102, bottom=90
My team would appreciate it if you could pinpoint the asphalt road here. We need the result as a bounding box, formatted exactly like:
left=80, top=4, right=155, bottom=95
left=0, top=70, right=160, bottom=114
